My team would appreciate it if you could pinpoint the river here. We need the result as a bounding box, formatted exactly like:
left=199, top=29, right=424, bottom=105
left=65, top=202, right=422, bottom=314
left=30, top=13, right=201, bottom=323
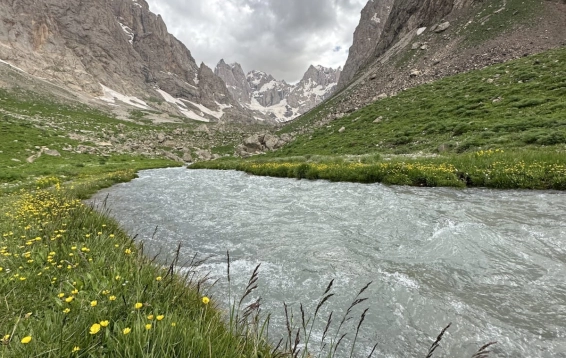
left=90, top=167, right=566, bottom=357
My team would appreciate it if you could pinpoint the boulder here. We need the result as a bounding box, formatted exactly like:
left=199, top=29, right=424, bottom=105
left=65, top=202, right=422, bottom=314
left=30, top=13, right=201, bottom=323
left=43, top=149, right=60, bottom=156
left=435, top=22, right=450, bottom=33
left=182, top=152, right=193, bottom=162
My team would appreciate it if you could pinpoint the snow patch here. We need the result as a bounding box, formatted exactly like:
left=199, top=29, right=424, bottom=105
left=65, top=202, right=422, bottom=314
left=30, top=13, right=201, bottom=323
left=184, top=100, right=225, bottom=119
left=98, top=84, right=149, bottom=109
left=118, top=21, right=134, bottom=44
left=156, top=88, right=210, bottom=122
left=193, top=73, right=199, bottom=85
left=417, top=27, right=427, bottom=36
left=131, top=0, right=142, bottom=8
left=0, top=59, right=27, bottom=73
left=371, top=13, right=381, bottom=24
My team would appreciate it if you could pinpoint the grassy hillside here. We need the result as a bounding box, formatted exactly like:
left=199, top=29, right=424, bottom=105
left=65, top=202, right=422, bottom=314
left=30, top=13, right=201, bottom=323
left=192, top=47, right=566, bottom=190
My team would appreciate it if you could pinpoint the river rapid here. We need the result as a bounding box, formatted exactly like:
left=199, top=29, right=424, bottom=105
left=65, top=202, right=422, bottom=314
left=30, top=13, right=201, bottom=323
left=90, top=167, right=566, bottom=357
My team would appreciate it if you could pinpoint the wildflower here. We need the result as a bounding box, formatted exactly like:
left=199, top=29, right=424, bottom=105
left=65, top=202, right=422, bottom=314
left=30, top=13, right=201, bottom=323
left=145, top=324, right=152, bottom=330
left=102, top=290, right=110, bottom=295
left=202, top=296, right=210, bottom=305
left=156, top=276, right=162, bottom=281
left=115, top=275, right=121, bottom=281
left=90, top=300, right=97, bottom=307
left=134, top=302, right=143, bottom=309
left=72, top=346, right=80, bottom=353
left=63, top=308, right=70, bottom=314
left=71, top=246, right=77, bottom=250
left=58, top=293, right=65, bottom=298
left=156, top=315, right=164, bottom=321
left=109, top=295, right=117, bottom=301
left=171, top=322, right=176, bottom=327
left=122, top=327, right=131, bottom=335
left=2, top=334, right=10, bottom=342
left=89, top=323, right=101, bottom=335
left=71, top=289, right=78, bottom=295
left=124, top=249, right=132, bottom=255
left=100, top=320, right=109, bottom=327
left=147, top=315, right=154, bottom=320
left=21, top=336, right=32, bottom=344
left=110, top=234, right=115, bottom=238
left=65, top=296, right=74, bottom=303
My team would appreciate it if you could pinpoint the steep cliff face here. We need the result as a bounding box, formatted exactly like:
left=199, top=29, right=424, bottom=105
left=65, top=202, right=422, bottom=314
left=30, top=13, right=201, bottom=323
left=339, top=0, right=474, bottom=89
left=215, top=62, right=341, bottom=121
left=330, top=0, right=566, bottom=116
left=0, top=0, right=249, bottom=122
left=214, top=60, right=252, bottom=104
left=339, top=0, right=395, bottom=89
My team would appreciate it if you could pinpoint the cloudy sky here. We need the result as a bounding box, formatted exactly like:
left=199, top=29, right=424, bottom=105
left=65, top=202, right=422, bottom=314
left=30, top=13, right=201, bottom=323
left=146, top=0, right=367, bottom=83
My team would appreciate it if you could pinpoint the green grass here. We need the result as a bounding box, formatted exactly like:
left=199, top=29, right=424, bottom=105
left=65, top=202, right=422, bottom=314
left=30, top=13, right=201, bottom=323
left=193, top=47, right=566, bottom=190
left=0, top=175, right=273, bottom=357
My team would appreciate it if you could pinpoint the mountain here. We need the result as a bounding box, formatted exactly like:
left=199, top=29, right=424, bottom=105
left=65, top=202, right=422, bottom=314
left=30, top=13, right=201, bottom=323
left=331, top=0, right=566, bottom=114
left=215, top=61, right=341, bottom=122
left=0, top=0, right=255, bottom=123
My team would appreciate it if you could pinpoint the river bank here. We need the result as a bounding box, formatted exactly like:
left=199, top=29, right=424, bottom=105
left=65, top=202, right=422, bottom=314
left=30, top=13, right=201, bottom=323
left=0, top=169, right=273, bottom=357
left=190, top=149, right=566, bottom=190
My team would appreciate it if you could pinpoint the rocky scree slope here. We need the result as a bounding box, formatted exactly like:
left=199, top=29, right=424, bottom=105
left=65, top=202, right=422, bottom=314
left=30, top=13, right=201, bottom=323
left=0, top=0, right=256, bottom=123
left=215, top=60, right=341, bottom=122
left=322, top=0, right=566, bottom=122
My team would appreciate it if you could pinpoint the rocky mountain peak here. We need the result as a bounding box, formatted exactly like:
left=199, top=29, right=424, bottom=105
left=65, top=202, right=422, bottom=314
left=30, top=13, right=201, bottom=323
left=215, top=61, right=341, bottom=122
left=0, top=0, right=257, bottom=123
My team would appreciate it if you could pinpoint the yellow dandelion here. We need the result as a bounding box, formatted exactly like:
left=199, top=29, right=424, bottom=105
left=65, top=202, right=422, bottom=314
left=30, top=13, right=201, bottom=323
left=58, top=293, right=65, bottom=298
left=122, top=327, right=131, bottom=335
left=147, top=314, right=154, bottom=320
left=90, top=300, right=97, bottom=307
left=100, top=320, right=109, bottom=327
left=202, top=296, right=210, bottom=305
left=156, top=315, right=164, bottom=321
left=89, top=323, right=101, bottom=335
left=71, top=289, right=78, bottom=295
left=134, top=302, right=143, bottom=309
left=124, top=249, right=132, bottom=255
left=65, top=296, right=74, bottom=303
left=72, top=346, right=80, bottom=353
left=63, top=308, right=70, bottom=314
left=145, top=324, right=152, bottom=330
left=21, top=336, right=32, bottom=344
left=110, top=234, right=115, bottom=238
left=109, top=295, right=117, bottom=301
left=156, top=276, right=162, bottom=281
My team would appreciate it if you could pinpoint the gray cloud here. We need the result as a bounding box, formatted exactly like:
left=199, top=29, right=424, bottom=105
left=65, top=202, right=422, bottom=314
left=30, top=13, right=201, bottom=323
left=147, top=0, right=366, bottom=82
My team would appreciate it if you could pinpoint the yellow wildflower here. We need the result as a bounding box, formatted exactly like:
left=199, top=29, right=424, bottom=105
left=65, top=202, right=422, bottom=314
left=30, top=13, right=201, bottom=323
left=90, top=300, right=97, bottom=307
left=58, top=293, right=65, bottom=298
left=124, top=248, right=132, bottom=255
left=202, top=296, right=210, bottom=305
left=21, top=336, right=32, bottom=344
left=65, top=296, right=74, bottom=303
left=156, top=315, right=164, bottom=321
left=71, top=289, right=78, bottom=295
left=147, top=315, right=154, bottom=320
left=145, top=324, right=152, bottom=330
left=156, top=276, right=162, bottom=281
left=100, top=320, right=109, bottom=327
left=122, top=327, right=131, bottom=335
left=72, top=346, right=80, bottom=353
left=89, top=323, right=101, bottom=335
left=109, top=295, right=117, bottom=301
left=63, top=308, right=70, bottom=314
left=134, top=302, right=143, bottom=309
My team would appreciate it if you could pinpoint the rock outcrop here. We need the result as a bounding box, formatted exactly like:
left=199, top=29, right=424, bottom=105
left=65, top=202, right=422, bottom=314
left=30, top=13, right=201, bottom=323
left=0, top=0, right=253, bottom=122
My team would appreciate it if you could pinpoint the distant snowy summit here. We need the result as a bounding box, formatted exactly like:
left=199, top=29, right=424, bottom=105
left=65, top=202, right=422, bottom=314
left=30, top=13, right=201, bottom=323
left=215, top=60, right=341, bottom=122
